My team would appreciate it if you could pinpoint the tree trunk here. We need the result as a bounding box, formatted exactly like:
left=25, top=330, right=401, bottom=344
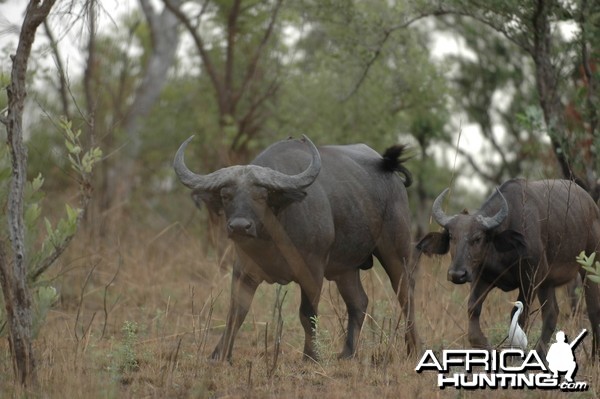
left=116, top=0, right=183, bottom=199
left=0, top=0, right=57, bottom=387
left=531, top=1, right=571, bottom=177
left=93, top=0, right=182, bottom=223
left=531, top=0, right=598, bottom=197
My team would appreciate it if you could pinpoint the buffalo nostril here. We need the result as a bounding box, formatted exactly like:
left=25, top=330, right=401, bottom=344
left=448, top=269, right=468, bottom=284
left=227, top=218, right=255, bottom=236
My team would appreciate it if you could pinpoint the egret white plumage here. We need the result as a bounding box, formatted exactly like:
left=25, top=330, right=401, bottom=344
left=508, top=301, right=528, bottom=350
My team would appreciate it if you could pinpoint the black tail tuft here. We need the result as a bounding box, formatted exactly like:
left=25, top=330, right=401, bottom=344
left=381, top=144, right=413, bottom=187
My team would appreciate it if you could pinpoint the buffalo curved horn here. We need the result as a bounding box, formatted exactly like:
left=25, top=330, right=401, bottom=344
left=476, top=188, right=508, bottom=230
left=256, top=134, right=321, bottom=191
left=173, top=135, right=321, bottom=192
left=173, top=136, right=199, bottom=189
left=173, top=136, right=228, bottom=191
left=431, top=188, right=455, bottom=228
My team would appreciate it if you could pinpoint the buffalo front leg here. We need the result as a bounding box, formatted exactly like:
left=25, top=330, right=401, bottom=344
left=468, top=278, right=493, bottom=349
left=298, top=274, right=323, bottom=361
left=334, top=269, right=368, bottom=359
left=535, top=284, right=559, bottom=357
left=211, top=269, right=260, bottom=362
left=580, top=267, right=600, bottom=358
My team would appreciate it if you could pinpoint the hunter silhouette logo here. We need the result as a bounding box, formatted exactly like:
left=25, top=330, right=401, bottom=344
left=415, top=328, right=589, bottom=391
left=546, top=329, right=586, bottom=383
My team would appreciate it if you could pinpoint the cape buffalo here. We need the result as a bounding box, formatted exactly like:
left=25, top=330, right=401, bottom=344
left=174, top=135, right=421, bottom=361
left=416, top=179, right=600, bottom=357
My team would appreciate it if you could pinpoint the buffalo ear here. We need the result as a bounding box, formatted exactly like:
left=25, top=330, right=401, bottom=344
left=493, top=229, right=527, bottom=255
left=268, top=188, right=307, bottom=213
left=191, top=190, right=223, bottom=214
left=416, top=232, right=450, bottom=255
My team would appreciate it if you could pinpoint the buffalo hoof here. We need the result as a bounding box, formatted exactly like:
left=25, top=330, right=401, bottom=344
left=302, top=351, right=318, bottom=363
left=209, top=349, right=232, bottom=364
left=337, top=351, right=355, bottom=360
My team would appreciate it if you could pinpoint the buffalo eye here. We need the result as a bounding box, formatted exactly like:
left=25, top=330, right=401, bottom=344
left=470, top=235, right=482, bottom=244
left=220, top=188, right=233, bottom=203
left=252, top=190, right=268, bottom=203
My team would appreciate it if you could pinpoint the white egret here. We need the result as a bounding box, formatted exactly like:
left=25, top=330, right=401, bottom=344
left=508, top=301, right=528, bottom=350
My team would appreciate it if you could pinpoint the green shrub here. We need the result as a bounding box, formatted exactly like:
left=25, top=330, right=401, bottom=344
left=576, top=251, right=600, bottom=284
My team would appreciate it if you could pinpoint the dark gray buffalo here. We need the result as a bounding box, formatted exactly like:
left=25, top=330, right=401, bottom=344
left=174, top=135, right=421, bottom=361
left=416, top=179, right=600, bottom=357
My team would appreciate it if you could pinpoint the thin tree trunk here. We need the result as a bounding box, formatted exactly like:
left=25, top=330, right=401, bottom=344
left=114, top=0, right=182, bottom=203
left=0, top=0, right=57, bottom=387
left=43, top=20, right=71, bottom=121
left=531, top=0, right=589, bottom=191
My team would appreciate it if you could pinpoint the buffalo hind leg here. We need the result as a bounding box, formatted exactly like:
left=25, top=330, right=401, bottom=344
left=334, top=269, right=368, bottom=359
left=375, top=249, right=421, bottom=356
left=581, top=267, right=600, bottom=358
left=211, top=269, right=260, bottom=362
left=535, top=284, right=559, bottom=357
left=566, top=275, right=583, bottom=316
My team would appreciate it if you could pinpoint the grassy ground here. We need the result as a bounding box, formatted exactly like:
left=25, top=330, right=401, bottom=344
left=0, top=208, right=599, bottom=398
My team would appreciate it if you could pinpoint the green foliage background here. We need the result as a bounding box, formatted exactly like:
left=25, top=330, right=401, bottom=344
left=3, top=0, right=599, bottom=232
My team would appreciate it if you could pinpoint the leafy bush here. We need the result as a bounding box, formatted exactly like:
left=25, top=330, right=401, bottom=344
left=114, top=320, right=140, bottom=374
left=576, top=251, right=600, bottom=284
left=0, top=117, right=101, bottom=337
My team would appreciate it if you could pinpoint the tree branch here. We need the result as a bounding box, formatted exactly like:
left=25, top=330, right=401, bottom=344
left=83, top=0, right=98, bottom=141
left=342, top=9, right=453, bottom=102
left=458, top=0, right=532, bottom=53
left=233, top=0, right=284, bottom=107
left=232, top=78, right=280, bottom=152
left=343, top=3, right=535, bottom=102
left=225, top=0, right=242, bottom=114
left=43, top=19, right=70, bottom=120
left=579, top=0, right=598, bottom=144
left=125, top=0, right=182, bottom=145
left=455, top=145, right=499, bottom=184
left=27, top=182, right=93, bottom=282
left=163, top=0, right=225, bottom=112
left=530, top=0, right=585, bottom=189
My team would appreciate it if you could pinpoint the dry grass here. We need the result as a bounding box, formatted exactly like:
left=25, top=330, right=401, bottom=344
left=1, top=208, right=599, bottom=398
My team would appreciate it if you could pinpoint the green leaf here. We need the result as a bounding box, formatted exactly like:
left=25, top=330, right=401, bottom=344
left=31, top=173, right=44, bottom=192
left=37, top=285, right=58, bottom=306
left=587, top=275, right=600, bottom=284
left=0, top=166, right=11, bottom=182
left=81, top=148, right=102, bottom=174
left=65, top=204, right=80, bottom=223
left=25, top=203, right=41, bottom=227
left=44, top=217, right=53, bottom=237
left=576, top=251, right=595, bottom=268
left=61, top=118, right=74, bottom=141
left=64, top=139, right=75, bottom=153
left=32, top=285, right=59, bottom=339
